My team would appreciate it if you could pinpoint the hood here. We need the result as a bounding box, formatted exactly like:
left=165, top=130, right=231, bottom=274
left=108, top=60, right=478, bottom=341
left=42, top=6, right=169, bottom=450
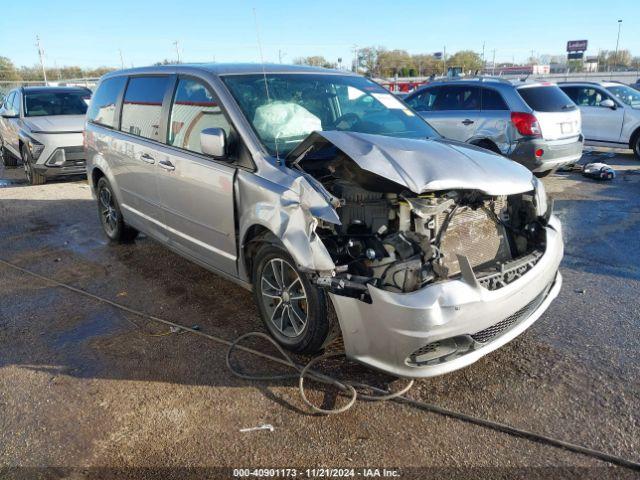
left=288, top=131, right=534, bottom=196
left=23, top=115, right=85, bottom=133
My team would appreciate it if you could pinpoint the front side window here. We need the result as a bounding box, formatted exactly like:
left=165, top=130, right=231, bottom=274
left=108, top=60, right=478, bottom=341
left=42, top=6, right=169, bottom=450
left=432, top=86, right=480, bottom=111
left=168, top=78, right=237, bottom=156
left=120, top=76, right=170, bottom=140
left=222, top=73, right=439, bottom=156
left=88, top=77, right=127, bottom=128
left=607, top=85, right=640, bottom=109
left=23, top=91, right=88, bottom=117
left=561, top=87, right=612, bottom=107
left=406, top=87, right=440, bottom=111
left=4, top=92, right=15, bottom=111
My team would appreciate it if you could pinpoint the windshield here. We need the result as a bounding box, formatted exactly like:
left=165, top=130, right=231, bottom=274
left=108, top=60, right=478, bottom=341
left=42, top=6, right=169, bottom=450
left=222, top=73, right=439, bottom=156
left=607, top=85, right=640, bottom=109
left=24, top=91, right=90, bottom=117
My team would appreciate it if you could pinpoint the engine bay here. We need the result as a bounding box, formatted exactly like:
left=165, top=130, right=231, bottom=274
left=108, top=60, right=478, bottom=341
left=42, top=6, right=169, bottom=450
left=295, top=149, right=548, bottom=299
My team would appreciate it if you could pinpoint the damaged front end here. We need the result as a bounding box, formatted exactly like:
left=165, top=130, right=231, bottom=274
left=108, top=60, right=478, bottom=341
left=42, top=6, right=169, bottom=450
left=287, top=131, right=563, bottom=378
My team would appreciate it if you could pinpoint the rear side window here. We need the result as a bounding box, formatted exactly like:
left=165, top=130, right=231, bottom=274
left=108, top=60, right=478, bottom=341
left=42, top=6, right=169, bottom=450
left=120, top=76, right=171, bottom=140
left=517, top=86, right=575, bottom=112
left=88, top=77, right=127, bottom=128
left=11, top=92, right=21, bottom=113
left=168, top=77, right=238, bottom=157
left=432, top=86, right=480, bottom=111
left=406, top=87, right=440, bottom=111
left=481, top=88, right=508, bottom=110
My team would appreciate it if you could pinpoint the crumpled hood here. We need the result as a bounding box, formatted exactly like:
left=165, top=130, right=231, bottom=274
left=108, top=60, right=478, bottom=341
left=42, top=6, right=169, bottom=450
left=289, top=131, right=534, bottom=195
left=23, top=115, right=85, bottom=133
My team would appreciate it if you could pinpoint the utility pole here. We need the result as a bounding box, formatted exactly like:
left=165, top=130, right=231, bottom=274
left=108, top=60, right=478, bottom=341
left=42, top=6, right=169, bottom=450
left=443, top=46, right=447, bottom=76
left=481, top=42, right=486, bottom=73
left=173, top=40, right=181, bottom=63
left=353, top=44, right=359, bottom=74
left=36, top=35, right=48, bottom=85
left=613, top=19, right=622, bottom=75
left=492, top=49, right=496, bottom=75
left=119, top=49, right=125, bottom=69
left=278, top=49, right=286, bottom=64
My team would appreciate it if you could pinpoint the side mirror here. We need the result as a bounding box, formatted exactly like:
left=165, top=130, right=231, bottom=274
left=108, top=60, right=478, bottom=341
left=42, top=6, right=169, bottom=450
left=0, top=108, right=18, bottom=118
left=600, top=99, right=616, bottom=109
left=200, top=128, right=227, bottom=158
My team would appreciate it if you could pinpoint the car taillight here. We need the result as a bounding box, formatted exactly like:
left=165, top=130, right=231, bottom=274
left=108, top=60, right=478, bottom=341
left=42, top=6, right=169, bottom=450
left=511, top=112, right=542, bottom=137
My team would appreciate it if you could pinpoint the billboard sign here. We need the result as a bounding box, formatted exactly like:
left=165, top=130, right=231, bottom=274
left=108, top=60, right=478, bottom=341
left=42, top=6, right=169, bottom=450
left=567, top=52, right=585, bottom=60
left=567, top=40, right=588, bottom=52
left=433, top=52, right=443, bottom=59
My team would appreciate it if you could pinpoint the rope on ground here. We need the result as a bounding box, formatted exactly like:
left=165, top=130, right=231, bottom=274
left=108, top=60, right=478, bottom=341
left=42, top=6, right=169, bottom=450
left=1, top=257, right=639, bottom=471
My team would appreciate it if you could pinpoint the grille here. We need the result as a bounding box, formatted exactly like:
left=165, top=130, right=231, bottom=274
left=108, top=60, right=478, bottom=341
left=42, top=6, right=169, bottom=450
left=470, top=283, right=550, bottom=344
left=437, top=197, right=511, bottom=276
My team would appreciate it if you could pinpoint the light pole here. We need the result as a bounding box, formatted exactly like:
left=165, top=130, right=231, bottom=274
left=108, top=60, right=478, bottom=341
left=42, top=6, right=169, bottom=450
left=173, top=40, right=181, bottom=63
left=613, top=19, right=622, bottom=73
left=35, top=35, right=47, bottom=85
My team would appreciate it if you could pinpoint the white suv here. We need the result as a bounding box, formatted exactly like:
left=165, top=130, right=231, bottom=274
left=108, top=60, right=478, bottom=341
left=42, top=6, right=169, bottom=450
left=558, top=81, right=640, bottom=159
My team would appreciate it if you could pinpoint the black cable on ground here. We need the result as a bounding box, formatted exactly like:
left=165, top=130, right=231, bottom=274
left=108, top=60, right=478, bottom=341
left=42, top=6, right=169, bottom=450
left=1, top=257, right=639, bottom=472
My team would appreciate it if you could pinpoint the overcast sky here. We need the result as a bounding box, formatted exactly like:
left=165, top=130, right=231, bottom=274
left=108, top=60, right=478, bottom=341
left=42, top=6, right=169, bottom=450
left=1, top=0, right=638, bottom=69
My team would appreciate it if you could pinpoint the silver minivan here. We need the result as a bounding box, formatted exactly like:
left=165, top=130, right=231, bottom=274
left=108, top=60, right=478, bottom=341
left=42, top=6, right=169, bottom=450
left=85, top=64, right=563, bottom=378
left=404, top=78, right=583, bottom=177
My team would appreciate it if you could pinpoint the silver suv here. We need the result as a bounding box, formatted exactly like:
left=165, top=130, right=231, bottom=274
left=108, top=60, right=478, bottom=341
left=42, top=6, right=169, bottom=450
left=558, top=81, right=640, bottom=159
left=0, top=86, right=91, bottom=184
left=404, top=78, right=583, bottom=177
left=85, top=64, right=563, bottom=378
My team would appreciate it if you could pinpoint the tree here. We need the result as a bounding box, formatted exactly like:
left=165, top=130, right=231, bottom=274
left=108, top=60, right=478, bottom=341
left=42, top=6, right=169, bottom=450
left=293, top=56, right=336, bottom=69
left=356, top=46, right=384, bottom=77
left=0, top=57, right=21, bottom=81
left=447, top=50, right=483, bottom=75
left=377, top=49, right=413, bottom=77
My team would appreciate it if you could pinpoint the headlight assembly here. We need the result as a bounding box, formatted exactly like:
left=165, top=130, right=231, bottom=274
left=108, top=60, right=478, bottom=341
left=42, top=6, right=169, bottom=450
left=533, top=176, right=550, bottom=218
left=26, top=137, right=45, bottom=160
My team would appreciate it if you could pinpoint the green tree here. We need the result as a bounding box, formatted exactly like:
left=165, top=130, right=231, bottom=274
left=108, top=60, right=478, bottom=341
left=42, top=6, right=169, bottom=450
left=446, top=50, right=483, bottom=75
left=0, top=57, right=22, bottom=81
left=293, top=56, right=336, bottom=69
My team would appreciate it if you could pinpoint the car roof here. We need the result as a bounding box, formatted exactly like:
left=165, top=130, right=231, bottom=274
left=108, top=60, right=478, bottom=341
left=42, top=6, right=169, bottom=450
left=102, top=63, right=354, bottom=80
left=557, top=81, right=619, bottom=88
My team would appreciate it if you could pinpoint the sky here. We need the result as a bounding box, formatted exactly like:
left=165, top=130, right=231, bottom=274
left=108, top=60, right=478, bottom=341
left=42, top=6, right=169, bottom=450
left=1, top=0, right=639, bottom=70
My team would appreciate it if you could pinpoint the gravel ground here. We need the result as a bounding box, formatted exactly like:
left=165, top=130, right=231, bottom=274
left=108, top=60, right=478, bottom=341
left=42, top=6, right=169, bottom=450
left=0, top=150, right=639, bottom=479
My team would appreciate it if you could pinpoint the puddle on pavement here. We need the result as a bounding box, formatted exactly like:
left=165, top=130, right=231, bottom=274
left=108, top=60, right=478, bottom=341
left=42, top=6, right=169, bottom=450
left=54, top=310, right=131, bottom=348
left=0, top=178, right=26, bottom=187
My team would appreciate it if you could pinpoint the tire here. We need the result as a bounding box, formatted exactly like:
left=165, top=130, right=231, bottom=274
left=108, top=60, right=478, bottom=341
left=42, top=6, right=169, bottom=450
left=21, top=145, right=46, bottom=185
left=1, top=145, right=18, bottom=167
left=633, top=134, right=640, bottom=160
left=96, top=177, right=139, bottom=243
left=534, top=169, right=555, bottom=178
left=252, top=243, right=329, bottom=354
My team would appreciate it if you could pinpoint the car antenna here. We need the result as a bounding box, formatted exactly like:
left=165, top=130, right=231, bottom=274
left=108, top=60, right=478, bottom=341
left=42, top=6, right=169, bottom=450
left=252, top=8, right=281, bottom=164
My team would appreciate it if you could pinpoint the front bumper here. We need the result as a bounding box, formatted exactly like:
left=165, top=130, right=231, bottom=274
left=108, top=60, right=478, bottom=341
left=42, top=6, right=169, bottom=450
left=329, top=215, right=564, bottom=378
left=26, top=132, right=86, bottom=178
left=509, top=136, right=584, bottom=173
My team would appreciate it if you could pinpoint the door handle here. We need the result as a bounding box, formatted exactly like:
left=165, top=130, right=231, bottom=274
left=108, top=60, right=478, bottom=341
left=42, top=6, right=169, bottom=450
left=158, top=159, right=175, bottom=171
left=462, top=119, right=475, bottom=126
left=140, top=153, right=155, bottom=164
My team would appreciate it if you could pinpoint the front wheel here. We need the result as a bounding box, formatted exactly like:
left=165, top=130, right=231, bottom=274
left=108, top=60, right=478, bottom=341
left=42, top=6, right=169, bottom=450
left=252, top=244, right=330, bottom=354
left=96, top=177, right=139, bottom=243
left=21, top=146, right=46, bottom=185
left=633, top=135, right=640, bottom=160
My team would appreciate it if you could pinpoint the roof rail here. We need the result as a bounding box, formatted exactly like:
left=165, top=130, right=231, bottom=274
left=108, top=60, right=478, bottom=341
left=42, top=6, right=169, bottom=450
left=556, top=80, right=603, bottom=86
left=430, top=76, right=513, bottom=84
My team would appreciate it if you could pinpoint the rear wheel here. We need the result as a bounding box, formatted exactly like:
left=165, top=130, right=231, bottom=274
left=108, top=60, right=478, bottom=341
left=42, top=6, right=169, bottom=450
left=96, top=177, right=139, bottom=243
left=252, top=244, right=329, bottom=354
left=21, top=146, right=46, bottom=185
left=1, top=145, right=18, bottom=167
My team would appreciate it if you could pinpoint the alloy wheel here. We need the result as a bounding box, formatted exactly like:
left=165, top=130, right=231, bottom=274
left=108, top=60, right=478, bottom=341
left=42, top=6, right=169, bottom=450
left=259, top=258, right=308, bottom=338
left=22, top=150, right=32, bottom=183
left=99, top=186, right=118, bottom=236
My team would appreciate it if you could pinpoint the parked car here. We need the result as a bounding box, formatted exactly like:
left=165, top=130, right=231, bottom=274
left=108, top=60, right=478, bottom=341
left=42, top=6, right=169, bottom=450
left=558, top=81, right=640, bottom=159
left=0, top=86, right=91, bottom=184
left=404, top=78, right=583, bottom=177
left=85, top=64, right=563, bottom=378
left=631, top=79, right=640, bottom=91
